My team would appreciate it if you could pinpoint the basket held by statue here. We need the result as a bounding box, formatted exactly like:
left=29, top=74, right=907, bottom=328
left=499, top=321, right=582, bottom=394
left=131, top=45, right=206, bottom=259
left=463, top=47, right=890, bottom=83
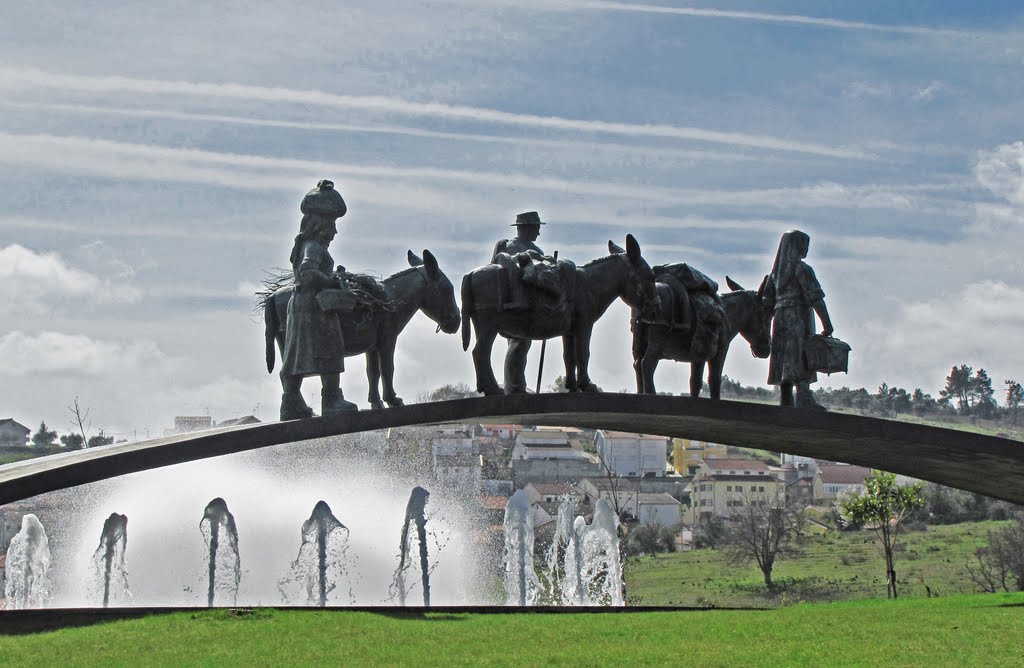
left=804, top=335, right=851, bottom=375
left=316, top=288, right=357, bottom=313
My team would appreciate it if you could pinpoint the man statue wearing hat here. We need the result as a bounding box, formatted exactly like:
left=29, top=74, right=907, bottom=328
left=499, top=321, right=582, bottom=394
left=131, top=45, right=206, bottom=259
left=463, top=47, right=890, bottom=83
left=491, top=211, right=560, bottom=310
left=278, top=179, right=359, bottom=420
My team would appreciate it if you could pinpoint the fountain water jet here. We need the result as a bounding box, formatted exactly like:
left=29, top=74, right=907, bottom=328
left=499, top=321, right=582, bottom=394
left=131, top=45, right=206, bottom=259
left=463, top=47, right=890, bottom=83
left=282, top=500, right=353, bottom=607
left=544, top=495, right=577, bottom=604
left=4, top=514, right=53, bottom=609
left=579, top=498, right=624, bottom=606
left=502, top=490, right=539, bottom=606
left=392, top=486, right=431, bottom=606
left=200, top=498, right=241, bottom=607
left=92, top=513, right=130, bottom=608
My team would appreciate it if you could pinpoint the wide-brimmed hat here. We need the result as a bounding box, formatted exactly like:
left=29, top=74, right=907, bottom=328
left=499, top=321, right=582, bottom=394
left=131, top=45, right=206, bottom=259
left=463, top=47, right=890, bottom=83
left=511, top=211, right=545, bottom=226
left=300, top=180, right=347, bottom=218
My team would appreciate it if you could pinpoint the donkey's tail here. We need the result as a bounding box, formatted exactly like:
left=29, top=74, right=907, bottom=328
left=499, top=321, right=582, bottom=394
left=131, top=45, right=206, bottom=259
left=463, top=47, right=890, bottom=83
left=265, top=296, right=278, bottom=373
left=461, top=273, right=474, bottom=351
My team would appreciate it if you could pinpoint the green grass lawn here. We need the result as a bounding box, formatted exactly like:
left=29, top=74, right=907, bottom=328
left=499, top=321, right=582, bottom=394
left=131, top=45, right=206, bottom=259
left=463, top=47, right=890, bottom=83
left=626, top=521, right=1001, bottom=607
left=0, top=593, right=1021, bottom=666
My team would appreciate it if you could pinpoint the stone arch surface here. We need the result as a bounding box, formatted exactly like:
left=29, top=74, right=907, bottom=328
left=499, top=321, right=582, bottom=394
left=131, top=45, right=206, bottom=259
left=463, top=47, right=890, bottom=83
left=1, top=394, right=1022, bottom=505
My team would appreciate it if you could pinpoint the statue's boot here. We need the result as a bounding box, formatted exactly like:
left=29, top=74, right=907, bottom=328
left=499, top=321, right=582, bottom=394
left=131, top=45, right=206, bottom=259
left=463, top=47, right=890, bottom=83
left=281, top=392, right=315, bottom=421
left=322, top=388, right=359, bottom=416
left=795, top=383, right=827, bottom=411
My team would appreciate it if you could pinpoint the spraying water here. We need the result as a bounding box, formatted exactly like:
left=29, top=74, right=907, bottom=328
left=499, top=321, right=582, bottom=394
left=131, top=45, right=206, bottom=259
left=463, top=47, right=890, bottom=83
left=281, top=500, right=353, bottom=606
left=578, top=498, right=625, bottom=606
left=200, top=498, right=241, bottom=607
left=544, top=495, right=577, bottom=603
left=502, top=490, right=539, bottom=606
left=91, top=513, right=130, bottom=608
left=4, top=514, right=53, bottom=609
left=392, top=486, right=431, bottom=606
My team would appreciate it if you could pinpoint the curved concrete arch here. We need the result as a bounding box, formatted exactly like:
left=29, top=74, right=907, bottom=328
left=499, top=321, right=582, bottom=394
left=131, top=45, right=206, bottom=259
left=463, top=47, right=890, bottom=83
left=1, top=394, right=1022, bottom=505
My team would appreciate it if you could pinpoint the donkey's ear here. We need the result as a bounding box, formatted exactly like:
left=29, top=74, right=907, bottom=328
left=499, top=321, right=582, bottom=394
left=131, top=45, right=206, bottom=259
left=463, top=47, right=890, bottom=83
left=609, top=239, right=626, bottom=255
left=757, top=274, right=769, bottom=297
left=422, top=249, right=440, bottom=280
left=625, top=234, right=641, bottom=263
left=408, top=250, right=423, bottom=267
left=726, top=276, right=744, bottom=292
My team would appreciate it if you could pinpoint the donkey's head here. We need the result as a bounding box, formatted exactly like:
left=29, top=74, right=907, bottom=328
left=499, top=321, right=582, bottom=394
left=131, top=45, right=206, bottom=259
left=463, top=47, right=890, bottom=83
left=408, top=249, right=461, bottom=334
left=725, top=275, right=772, bottom=359
left=608, top=234, right=659, bottom=321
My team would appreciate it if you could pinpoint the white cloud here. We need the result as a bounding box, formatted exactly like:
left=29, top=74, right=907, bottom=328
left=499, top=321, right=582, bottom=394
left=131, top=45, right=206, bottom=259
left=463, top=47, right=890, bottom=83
left=554, top=1, right=971, bottom=37
left=0, top=133, right=955, bottom=217
left=0, top=67, right=868, bottom=158
left=975, top=141, right=1024, bottom=207
left=913, top=81, right=947, bottom=101
left=0, top=244, right=140, bottom=311
left=0, top=330, right=171, bottom=377
left=856, top=281, right=1024, bottom=391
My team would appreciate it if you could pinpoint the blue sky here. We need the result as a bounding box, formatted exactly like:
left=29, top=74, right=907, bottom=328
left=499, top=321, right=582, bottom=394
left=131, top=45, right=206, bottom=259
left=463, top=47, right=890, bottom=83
left=2, top=1, right=1024, bottom=438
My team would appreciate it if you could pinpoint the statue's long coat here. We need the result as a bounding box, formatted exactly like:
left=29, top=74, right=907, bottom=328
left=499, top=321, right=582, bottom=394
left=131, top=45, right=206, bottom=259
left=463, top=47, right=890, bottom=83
left=280, top=240, right=345, bottom=377
left=766, top=260, right=823, bottom=385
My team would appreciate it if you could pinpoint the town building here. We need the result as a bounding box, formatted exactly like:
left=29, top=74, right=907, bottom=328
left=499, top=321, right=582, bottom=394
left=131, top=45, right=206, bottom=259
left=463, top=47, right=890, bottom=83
left=671, top=438, right=728, bottom=475
left=477, top=423, right=522, bottom=440
left=512, top=429, right=588, bottom=461
left=814, top=464, right=871, bottom=503
left=594, top=430, right=668, bottom=478
left=0, top=419, right=30, bottom=447
left=523, top=482, right=579, bottom=505
left=578, top=477, right=682, bottom=526
left=687, top=458, right=784, bottom=522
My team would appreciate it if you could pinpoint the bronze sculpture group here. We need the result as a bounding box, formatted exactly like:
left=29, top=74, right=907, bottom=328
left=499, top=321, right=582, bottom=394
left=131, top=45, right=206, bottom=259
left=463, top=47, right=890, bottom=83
left=267, top=181, right=847, bottom=420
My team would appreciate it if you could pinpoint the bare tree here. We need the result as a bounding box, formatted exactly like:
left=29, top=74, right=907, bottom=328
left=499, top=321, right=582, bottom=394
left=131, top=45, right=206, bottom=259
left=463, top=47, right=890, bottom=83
left=966, top=516, right=1024, bottom=593
left=68, top=396, right=91, bottom=450
left=722, top=490, right=804, bottom=590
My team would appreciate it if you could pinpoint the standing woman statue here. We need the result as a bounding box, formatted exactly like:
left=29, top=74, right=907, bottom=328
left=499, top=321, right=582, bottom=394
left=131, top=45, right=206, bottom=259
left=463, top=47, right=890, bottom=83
left=765, top=230, right=833, bottom=409
left=278, top=180, right=358, bottom=420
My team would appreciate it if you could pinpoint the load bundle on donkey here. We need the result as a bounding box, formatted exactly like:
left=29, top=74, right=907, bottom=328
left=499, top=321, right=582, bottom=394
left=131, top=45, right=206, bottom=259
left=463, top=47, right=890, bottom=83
left=461, top=234, right=659, bottom=395
left=632, top=273, right=772, bottom=399
left=263, top=249, right=461, bottom=413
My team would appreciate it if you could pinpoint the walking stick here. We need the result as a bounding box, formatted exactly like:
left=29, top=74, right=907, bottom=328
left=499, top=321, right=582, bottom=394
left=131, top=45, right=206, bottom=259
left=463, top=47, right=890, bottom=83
left=535, top=250, right=557, bottom=394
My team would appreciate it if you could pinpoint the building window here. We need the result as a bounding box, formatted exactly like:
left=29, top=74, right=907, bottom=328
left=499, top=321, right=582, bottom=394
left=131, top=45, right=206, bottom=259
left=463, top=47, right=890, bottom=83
left=736, top=485, right=743, bottom=492
left=758, top=486, right=765, bottom=492
left=744, top=471, right=750, bottom=475
left=726, top=486, right=732, bottom=492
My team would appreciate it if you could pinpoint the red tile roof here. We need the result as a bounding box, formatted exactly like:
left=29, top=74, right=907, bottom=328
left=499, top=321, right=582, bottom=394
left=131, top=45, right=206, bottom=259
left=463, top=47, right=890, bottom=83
left=704, top=459, right=770, bottom=472
left=819, top=465, right=872, bottom=485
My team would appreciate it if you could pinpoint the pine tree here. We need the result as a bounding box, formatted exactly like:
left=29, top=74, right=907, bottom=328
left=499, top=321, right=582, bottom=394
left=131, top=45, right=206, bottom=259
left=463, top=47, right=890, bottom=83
left=1005, top=380, right=1023, bottom=426
left=31, top=421, right=58, bottom=447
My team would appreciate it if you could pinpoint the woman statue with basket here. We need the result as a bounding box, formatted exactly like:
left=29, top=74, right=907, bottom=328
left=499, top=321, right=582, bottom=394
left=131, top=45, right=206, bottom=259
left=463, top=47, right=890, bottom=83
left=278, top=180, right=359, bottom=420
left=765, top=230, right=847, bottom=409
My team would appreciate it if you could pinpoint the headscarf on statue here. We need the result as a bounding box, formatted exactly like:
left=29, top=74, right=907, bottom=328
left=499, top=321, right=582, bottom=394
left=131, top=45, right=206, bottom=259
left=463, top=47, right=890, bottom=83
left=289, top=180, right=348, bottom=267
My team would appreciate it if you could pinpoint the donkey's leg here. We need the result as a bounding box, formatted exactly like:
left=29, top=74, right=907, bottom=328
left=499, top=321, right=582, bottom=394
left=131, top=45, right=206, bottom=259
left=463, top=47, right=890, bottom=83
left=632, top=325, right=647, bottom=393
left=562, top=334, right=578, bottom=391
left=503, top=337, right=532, bottom=394
left=574, top=324, right=601, bottom=392
left=379, top=337, right=404, bottom=407
left=690, top=360, right=706, bottom=398
left=366, top=350, right=385, bottom=410
left=472, top=320, right=503, bottom=395
left=707, top=347, right=728, bottom=400
left=640, top=344, right=664, bottom=395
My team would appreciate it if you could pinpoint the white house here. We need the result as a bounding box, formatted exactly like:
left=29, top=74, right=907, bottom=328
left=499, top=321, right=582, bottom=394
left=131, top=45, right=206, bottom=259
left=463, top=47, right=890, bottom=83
left=636, top=492, right=682, bottom=527
left=814, top=464, right=871, bottom=502
left=511, top=430, right=587, bottom=461
left=0, top=419, right=30, bottom=447
left=594, top=430, right=668, bottom=478
left=524, top=482, right=579, bottom=505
